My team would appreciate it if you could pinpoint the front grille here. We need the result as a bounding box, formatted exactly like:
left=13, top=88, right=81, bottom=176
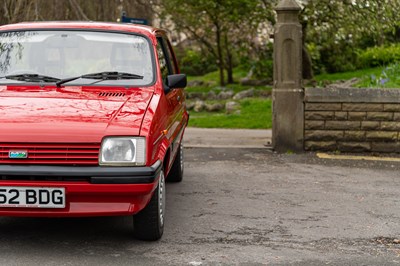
left=0, top=143, right=100, bottom=165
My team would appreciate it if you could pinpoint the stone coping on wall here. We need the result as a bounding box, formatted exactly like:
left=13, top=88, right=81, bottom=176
left=304, top=87, right=400, bottom=153
left=305, top=87, right=400, bottom=103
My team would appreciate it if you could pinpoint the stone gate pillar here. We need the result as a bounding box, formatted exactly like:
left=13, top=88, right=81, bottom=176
left=272, top=0, right=304, bottom=152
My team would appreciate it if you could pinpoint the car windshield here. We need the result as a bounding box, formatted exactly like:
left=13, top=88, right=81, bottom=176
left=0, top=30, right=154, bottom=86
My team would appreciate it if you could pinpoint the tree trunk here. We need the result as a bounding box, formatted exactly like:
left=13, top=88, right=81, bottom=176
left=224, top=34, right=234, bottom=84
left=226, top=57, right=233, bottom=84
left=215, top=23, right=225, bottom=87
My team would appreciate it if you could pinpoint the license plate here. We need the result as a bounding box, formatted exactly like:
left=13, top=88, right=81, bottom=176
left=0, top=186, right=65, bottom=208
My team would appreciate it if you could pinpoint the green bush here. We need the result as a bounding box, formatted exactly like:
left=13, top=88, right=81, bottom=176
left=179, top=49, right=217, bottom=76
left=252, top=59, right=273, bottom=80
left=319, top=44, right=358, bottom=73
left=357, top=44, right=400, bottom=68
left=240, top=46, right=274, bottom=80
left=307, top=43, right=325, bottom=74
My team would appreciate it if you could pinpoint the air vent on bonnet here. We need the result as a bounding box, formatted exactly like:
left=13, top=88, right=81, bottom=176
left=98, top=92, right=126, bottom=97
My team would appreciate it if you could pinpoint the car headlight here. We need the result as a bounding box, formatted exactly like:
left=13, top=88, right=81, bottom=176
left=99, top=137, right=146, bottom=166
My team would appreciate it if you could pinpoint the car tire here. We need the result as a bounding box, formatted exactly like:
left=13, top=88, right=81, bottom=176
left=167, top=142, right=184, bottom=183
left=133, top=170, right=166, bottom=241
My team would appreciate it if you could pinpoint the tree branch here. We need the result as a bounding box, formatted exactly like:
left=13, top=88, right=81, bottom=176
left=68, top=0, right=89, bottom=20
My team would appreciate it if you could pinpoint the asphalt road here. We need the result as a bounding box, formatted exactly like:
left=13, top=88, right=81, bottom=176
left=0, top=147, right=400, bottom=265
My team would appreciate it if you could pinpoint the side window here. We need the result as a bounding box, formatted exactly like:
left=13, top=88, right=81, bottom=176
left=156, top=37, right=170, bottom=84
left=163, top=39, right=178, bottom=74
left=156, top=36, right=178, bottom=84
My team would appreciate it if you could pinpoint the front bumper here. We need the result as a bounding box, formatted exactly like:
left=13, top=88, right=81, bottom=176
left=0, top=161, right=162, bottom=217
left=0, top=160, right=162, bottom=184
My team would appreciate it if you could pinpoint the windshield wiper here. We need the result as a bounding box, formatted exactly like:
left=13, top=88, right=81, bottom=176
left=2, top=73, right=61, bottom=83
left=56, top=71, right=144, bottom=87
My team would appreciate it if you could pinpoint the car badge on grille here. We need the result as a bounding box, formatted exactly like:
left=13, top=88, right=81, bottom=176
left=9, top=150, right=28, bottom=159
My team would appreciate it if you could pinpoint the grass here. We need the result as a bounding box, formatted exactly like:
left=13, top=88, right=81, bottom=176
left=356, top=63, right=400, bottom=88
left=315, top=63, right=400, bottom=88
left=314, top=67, right=384, bottom=83
left=186, top=67, right=272, bottom=129
left=188, top=98, right=272, bottom=129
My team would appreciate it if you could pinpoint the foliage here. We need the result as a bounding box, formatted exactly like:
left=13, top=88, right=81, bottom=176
left=5, top=0, right=400, bottom=83
left=302, top=0, right=400, bottom=46
left=252, top=59, right=273, bottom=80
left=179, top=49, right=217, bottom=76
left=0, top=0, right=154, bottom=25
left=159, top=0, right=275, bottom=86
left=240, top=43, right=274, bottom=80
left=306, top=43, right=325, bottom=74
left=357, top=44, right=400, bottom=68
left=302, top=0, right=400, bottom=74
left=319, top=42, right=359, bottom=73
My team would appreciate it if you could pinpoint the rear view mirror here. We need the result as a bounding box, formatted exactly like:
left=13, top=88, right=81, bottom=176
left=45, top=34, right=81, bottom=48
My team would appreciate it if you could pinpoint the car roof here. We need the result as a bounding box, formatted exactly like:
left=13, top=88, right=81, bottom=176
left=0, top=21, right=166, bottom=43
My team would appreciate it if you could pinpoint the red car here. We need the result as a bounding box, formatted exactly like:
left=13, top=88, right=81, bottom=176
left=0, top=21, right=188, bottom=241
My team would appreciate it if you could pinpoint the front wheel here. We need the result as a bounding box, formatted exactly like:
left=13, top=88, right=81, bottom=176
left=133, top=170, right=166, bottom=241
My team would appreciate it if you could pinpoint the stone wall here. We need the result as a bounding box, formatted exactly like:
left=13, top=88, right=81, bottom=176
left=304, top=87, right=400, bottom=153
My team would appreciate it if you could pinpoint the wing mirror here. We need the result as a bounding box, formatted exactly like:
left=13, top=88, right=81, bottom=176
left=165, top=74, right=187, bottom=93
